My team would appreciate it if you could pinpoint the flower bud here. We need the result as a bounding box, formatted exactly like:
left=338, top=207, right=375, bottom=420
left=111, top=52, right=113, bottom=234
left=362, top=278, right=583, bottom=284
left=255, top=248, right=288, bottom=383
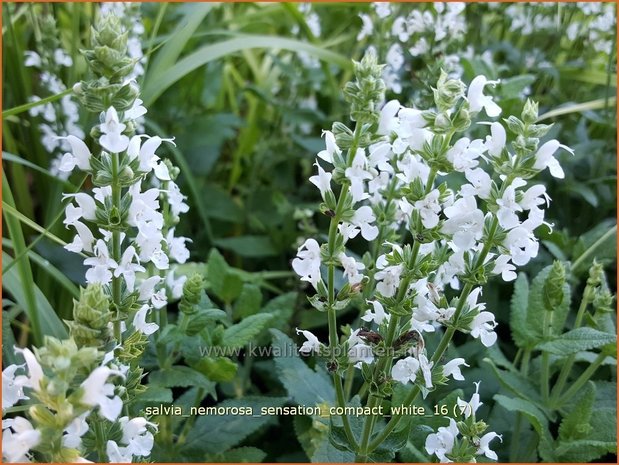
left=180, top=273, right=205, bottom=315
left=543, top=261, right=566, bottom=311
left=522, top=99, right=539, bottom=124
left=67, top=285, right=113, bottom=348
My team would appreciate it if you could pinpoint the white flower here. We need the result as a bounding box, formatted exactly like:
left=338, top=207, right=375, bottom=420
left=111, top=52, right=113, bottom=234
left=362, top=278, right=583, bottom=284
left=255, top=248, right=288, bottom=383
left=496, top=179, right=526, bottom=230
left=467, top=75, right=501, bottom=118
left=476, top=432, right=502, bottom=460
left=504, top=226, right=539, bottom=266
left=357, top=14, right=373, bottom=41
left=54, top=48, right=73, bottom=67
left=79, top=366, right=124, bottom=421
left=138, top=276, right=164, bottom=306
left=65, top=221, right=96, bottom=254
left=442, top=358, right=469, bottom=381
left=63, top=193, right=97, bottom=223
left=13, top=347, right=43, bottom=392
left=127, top=135, right=175, bottom=180
left=386, top=43, right=404, bottom=71
left=377, top=100, right=401, bottom=136
left=309, top=162, right=333, bottom=200
left=348, top=329, right=374, bottom=367
left=484, top=122, right=506, bottom=157
left=361, top=301, right=390, bottom=325
left=461, top=168, right=492, bottom=199
left=345, top=149, right=372, bottom=203
left=446, top=138, right=485, bottom=172
left=533, top=139, right=574, bottom=179
left=442, top=196, right=484, bottom=251
left=128, top=184, right=163, bottom=229
left=396, top=154, right=430, bottom=185
left=292, top=238, right=322, bottom=290
left=373, top=2, right=392, bottom=19
left=24, top=51, right=41, bottom=67
left=492, top=254, right=517, bottom=281
left=119, top=416, right=157, bottom=458
left=2, top=365, right=29, bottom=409
left=2, top=417, right=41, bottom=463
left=124, top=98, right=147, bottom=120
left=296, top=328, right=322, bottom=354
left=470, top=312, right=498, bottom=347
left=84, top=240, right=118, bottom=286
left=338, top=252, right=365, bottom=285
left=519, top=184, right=550, bottom=211
left=106, top=440, right=133, bottom=463
left=133, top=305, right=159, bottom=336
left=166, top=270, right=187, bottom=300
left=457, top=381, right=483, bottom=418
left=99, top=107, right=129, bottom=153
left=113, top=246, right=145, bottom=292
left=58, top=135, right=92, bottom=172
left=167, top=181, right=189, bottom=217
left=414, top=189, right=441, bottom=228
left=392, top=357, right=420, bottom=384
left=166, top=228, right=191, bottom=264
left=343, top=206, right=379, bottom=241
left=62, top=414, right=89, bottom=449
left=317, top=130, right=341, bottom=164
left=425, top=418, right=459, bottom=463
left=135, top=222, right=165, bottom=263
left=418, top=353, right=434, bottom=388
left=375, top=258, right=403, bottom=298
left=392, top=17, right=410, bottom=41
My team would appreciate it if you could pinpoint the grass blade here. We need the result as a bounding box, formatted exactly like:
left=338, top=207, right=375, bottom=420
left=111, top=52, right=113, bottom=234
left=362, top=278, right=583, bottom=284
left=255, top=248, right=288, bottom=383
left=142, top=34, right=353, bottom=105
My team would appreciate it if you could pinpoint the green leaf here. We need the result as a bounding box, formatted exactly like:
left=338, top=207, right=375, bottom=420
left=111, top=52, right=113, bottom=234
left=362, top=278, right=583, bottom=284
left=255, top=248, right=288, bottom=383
left=183, top=396, right=287, bottom=455
left=537, top=327, right=616, bottom=355
left=149, top=366, right=216, bottom=391
left=261, top=292, right=297, bottom=333
left=142, top=34, right=353, bottom=105
left=146, top=4, right=213, bottom=82
left=559, top=382, right=595, bottom=441
left=205, top=248, right=243, bottom=302
left=214, top=235, right=278, bottom=258
left=484, top=359, right=553, bottom=419
left=527, top=264, right=571, bottom=341
left=2, top=252, right=67, bottom=341
left=233, top=284, right=263, bottom=320
left=133, top=386, right=174, bottom=404
left=499, top=74, right=536, bottom=99
left=270, top=329, right=335, bottom=407
left=510, top=273, right=533, bottom=348
left=493, top=394, right=555, bottom=461
left=211, top=446, right=267, bottom=463
left=222, top=313, right=273, bottom=349
left=193, top=356, right=238, bottom=382
left=186, top=307, right=227, bottom=336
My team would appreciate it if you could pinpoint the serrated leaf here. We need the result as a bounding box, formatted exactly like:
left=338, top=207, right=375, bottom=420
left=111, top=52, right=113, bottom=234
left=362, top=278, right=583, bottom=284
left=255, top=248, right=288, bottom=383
left=494, top=394, right=555, bottom=461
left=133, top=386, right=173, bottom=404
left=233, top=283, right=262, bottom=320
left=212, top=446, right=267, bottom=463
left=183, top=396, right=287, bottom=455
left=222, top=313, right=273, bottom=348
left=270, top=329, right=335, bottom=407
left=559, top=382, right=595, bottom=441
left=148, top=366, right=215, bottom=391
left=186, top=307, right=226, bottom=336
left=537, top=327, right=616, bottom=355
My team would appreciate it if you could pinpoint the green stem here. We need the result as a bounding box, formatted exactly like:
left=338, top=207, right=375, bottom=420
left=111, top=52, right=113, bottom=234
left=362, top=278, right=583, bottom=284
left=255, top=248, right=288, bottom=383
left=111, top=152, right=123, bottom=344
left=550, top=289, right=592, bottom=403
left=326, top=122, right=363, bottom=449
left=557, top=352, right=606, bottom=406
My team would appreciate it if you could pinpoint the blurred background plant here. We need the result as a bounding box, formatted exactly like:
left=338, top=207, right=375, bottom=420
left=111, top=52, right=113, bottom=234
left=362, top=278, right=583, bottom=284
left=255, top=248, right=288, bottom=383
left=2, top=2, right=616, bottom=463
